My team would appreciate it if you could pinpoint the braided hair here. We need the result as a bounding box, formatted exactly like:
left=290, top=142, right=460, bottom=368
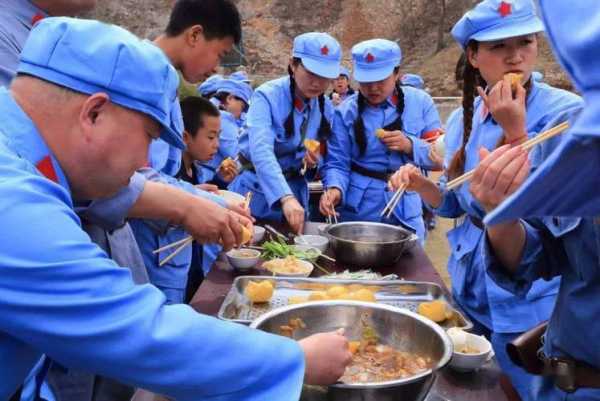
left=447, top=41, right=484, bottom=180
left=354, top=67, right=405, bottom=156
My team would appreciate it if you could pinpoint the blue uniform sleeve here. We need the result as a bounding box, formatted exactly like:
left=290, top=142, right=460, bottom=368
left=405, top=92, right=442, bottom=169
left=215, top=113, right=239, bottom=180
left=76, top=172, right=146, bottom=230
left=247, top=92, right=293, bottom=207
left=322, top=108, right=352, bottom=201
left=483, top=220, right=548, bottom=297
left=431, top=174, right=465, bottom=218
left=0, top=171, right=305, bottom=401
left=0, top=28, right=20, bottom=88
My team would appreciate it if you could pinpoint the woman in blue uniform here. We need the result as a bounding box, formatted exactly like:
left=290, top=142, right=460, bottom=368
left=229, top=32, right=341, bottom=234
left=319, top=39, right=441, bottom=243
left=387, top=1, right=583, bottom=399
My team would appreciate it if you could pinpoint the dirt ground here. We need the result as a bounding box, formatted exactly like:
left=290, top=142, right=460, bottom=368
left=422, top=172, right=453, bottom=289
left=424, top=217, right=452, bottom=289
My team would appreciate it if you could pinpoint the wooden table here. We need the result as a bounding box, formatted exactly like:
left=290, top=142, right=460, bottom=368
left=187, top=222, right=515, bottom=401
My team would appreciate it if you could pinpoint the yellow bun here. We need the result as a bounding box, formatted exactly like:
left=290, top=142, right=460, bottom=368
left=303, top=139, right=320, bottom=153
left=241, top=225, right=252, bottom=245
left=245, top=280, right=274, bottom=303
left=375, top=128, right=386, bottom=139
left=417, top=300, right=448, bottom=323
left=505, top=72, right=523, bottom=92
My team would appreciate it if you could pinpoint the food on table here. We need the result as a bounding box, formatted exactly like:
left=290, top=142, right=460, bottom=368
left=349, top=288, right=377, bottom=302
left=447, top=327, right=482, bottom=354
left=229, top=249, right=258, bottom=258
left=240, top=225, right=252, bottom=245
left=506, top=72, right=524, bottom=92
left=340, top=319, right=432, bottom=383
left=303, top=139, right=321, bottom=153
left=261, top=240, right=320, bottom=261
left=308, top=291, right=329, bottom=301
left=287, top=295, right=308, bottom=305
left=326, top=285, right=349, bottom=299
left=418, top=300, right=452, bottom=323
left=244, top=280, right=274, bottom=303
left=262, top=256, right=312, bottom=275
left=322, top=269, right=398, bottom=281
left=375, top=128, right=386, bottom=139
left=279, top=317, right=306, bottom=338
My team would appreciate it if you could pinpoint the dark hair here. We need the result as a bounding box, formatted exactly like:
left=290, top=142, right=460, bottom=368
left=354, top=67, right=405, bottom=156
left=165, top=0, right=241, bottom=44
left=213, top=91, right=230, bottom=110
left=284, top=58, right=332, bottom=143
left=180, top=96, right=220, bottom=138
left=447, top=40, right=531, bottom=179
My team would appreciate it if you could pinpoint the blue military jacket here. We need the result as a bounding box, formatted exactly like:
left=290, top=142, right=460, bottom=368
left=0, top=89, right=305, bottom=401
left=437, top=81, right=581, bottom=332
left=323, top=86, right=441, bottom=241
left=229, top=76, right=333, bottom=220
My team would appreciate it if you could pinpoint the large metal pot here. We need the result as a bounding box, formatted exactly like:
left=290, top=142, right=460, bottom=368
left=324, top=222, right=418, bottom=269
left=250, top=301, right=453, bottom=401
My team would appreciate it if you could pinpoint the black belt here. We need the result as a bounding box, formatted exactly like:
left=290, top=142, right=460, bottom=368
left=540, top=352, right=600, bottom=392
left=350, top=162, right=393, bottom=182
left=240, top=155, right=304, bottom=181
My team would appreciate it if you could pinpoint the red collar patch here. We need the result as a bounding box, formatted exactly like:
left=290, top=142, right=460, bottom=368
left=36, top=156, right=58, bottom=183
left=294, top=97, right=305, bottom=112
left=390, top=94, right=399, bottom=106
left=321, top=45, right=329, bottom=56
left=498, top=1, right=512, bottom=17
left=31, top=13, right=44, bottom=26
left=366, top=53, right=375, bottom=63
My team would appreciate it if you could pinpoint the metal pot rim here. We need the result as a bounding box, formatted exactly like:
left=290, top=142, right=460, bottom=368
left=324, top=222, right=418, bottom=246
left=250, top=300, right=453, bottom=388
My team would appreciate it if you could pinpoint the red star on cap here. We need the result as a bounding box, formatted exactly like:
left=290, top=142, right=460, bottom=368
left=320, top=45, right=329, bottom=56
left=31, top=13, right=44, bottom=26
left=498, top=1, right=512, bottom=17
left=366, top=53, right=375, bottom=63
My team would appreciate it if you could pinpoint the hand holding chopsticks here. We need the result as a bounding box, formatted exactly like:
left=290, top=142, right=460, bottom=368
left=381, top=183, right=407, bottom=219
left=319, top=187, right=340, bottom=225
left=446, top=121, right=570, bottom=191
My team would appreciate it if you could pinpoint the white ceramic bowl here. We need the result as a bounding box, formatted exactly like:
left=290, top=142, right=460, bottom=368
left=262, top=258, right=314, bottom=278
left=226, top=248, right=260, bottom=270
left=448, top=329, right=493, bottom=372
left=218, top=190, right=245, bottom=205
left=252, top=226, right=266, bottom=244
left=290, top=245, right=321, bottom=262
left=294, top=234, right=329, bottom=253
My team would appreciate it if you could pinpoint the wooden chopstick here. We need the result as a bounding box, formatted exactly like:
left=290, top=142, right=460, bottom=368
left=244, top=191, right=253, bottom=210
left=445, top=121, right=570, bottom=191
left=153, top=235, right=192, bottom=254
left=381, top=183, right=407, bottom=218
left=158, top=237, right=193, bottom=266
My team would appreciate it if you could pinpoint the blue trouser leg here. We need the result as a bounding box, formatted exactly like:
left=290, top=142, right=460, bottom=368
left=492, top=332, right=537, bottom=401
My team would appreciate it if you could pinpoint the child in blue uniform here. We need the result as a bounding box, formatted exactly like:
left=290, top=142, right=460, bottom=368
left=229, top=32, right=341, bottom=234
left=319, top=39, right=441, bottom=243
left=199, top=77, right=252, bottom=186
left=388, top=1, right=583, bottom=399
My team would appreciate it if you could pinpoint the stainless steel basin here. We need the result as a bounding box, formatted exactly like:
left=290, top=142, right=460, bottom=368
left=251, top=301, right=453, bottom=401
left=324, top=222, right=418, bottom=269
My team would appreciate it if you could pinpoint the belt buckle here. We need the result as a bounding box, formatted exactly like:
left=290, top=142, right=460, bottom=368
left=550, top=357, right=577, bottom=393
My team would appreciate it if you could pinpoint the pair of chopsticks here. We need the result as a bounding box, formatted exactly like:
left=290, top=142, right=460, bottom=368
left=381, top=183, right=407, bottom=219
left=446, top=121, right=570, bottom=191
left=323, top=188, right=338, bottom=225
left=154, top=191, right=253, bottom=266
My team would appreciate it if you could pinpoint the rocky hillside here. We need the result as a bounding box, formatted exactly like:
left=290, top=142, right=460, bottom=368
left=89, top=0, right=573, bottom=96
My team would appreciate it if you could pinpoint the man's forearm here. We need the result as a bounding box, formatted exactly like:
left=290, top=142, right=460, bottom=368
left=486, top=220, right=527, bottom=273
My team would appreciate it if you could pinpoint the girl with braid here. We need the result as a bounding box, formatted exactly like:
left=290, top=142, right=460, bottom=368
left=320, top=39, right=442, bottom=242
left=388, top=1, right=582, bottom=399
left=229, top=32, right=341, bottom=234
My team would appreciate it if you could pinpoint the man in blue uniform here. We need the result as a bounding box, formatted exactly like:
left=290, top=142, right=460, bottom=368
left=0, top=17, right=351, bottom=401
left=468, top=1, right=600, bottom=399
